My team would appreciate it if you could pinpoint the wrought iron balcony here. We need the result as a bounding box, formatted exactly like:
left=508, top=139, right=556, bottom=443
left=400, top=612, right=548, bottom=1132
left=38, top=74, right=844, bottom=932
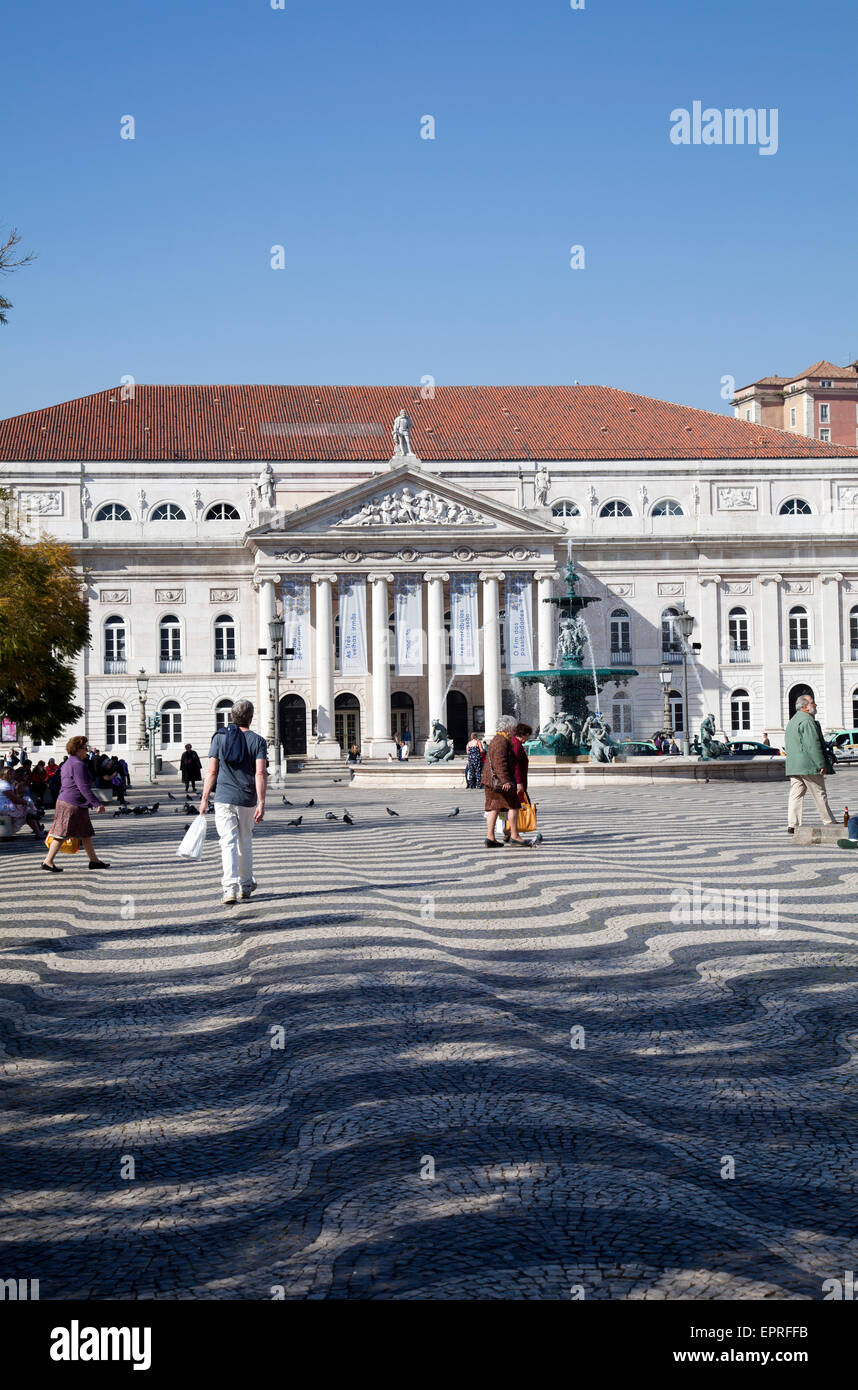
left=610, top=648, right=633, bottom=664
left=214, top=658, right=236, bottom=673
left=104, top=659, right=127, bottom=675
left=728, top=645, right=750, bottom=663
left=789, top=646, right=810, bottom=662
left=159, top=659, right=182, bottom=674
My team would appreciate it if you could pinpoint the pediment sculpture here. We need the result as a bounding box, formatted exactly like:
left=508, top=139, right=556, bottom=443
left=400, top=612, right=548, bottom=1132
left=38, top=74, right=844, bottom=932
left=336, top=486, right=491, bottom=527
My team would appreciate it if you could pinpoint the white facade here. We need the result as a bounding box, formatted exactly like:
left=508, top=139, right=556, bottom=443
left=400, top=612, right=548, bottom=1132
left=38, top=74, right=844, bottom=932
left=9, top=443, right=858, bottom=767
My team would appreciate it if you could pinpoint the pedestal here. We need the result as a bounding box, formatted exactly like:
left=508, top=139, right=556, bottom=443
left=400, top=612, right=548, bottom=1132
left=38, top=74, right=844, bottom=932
left=310, top=738, right=342, bottom=761
left=365, top=737, right=398, bottom=759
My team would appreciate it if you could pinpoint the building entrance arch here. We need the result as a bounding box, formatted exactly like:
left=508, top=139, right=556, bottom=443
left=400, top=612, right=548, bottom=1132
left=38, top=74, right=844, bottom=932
left=280, top=693, right=307, bottom=755
left=788, top=683, right=815, bottom=720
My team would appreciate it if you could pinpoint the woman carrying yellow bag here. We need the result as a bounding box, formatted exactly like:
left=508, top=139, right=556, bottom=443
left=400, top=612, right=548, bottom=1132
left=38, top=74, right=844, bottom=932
left=499, top=722, right=536, bottom=844
left=42, top=736, right=110, bottom=874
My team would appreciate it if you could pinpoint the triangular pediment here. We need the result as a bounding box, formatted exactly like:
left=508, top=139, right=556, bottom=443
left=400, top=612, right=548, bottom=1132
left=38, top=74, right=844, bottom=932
left=246, top=464, right=564, bottom=539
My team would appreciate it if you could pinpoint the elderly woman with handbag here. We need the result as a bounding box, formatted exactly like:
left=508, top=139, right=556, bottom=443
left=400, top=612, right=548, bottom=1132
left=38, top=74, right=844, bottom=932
left=41, top=736, right=110, bottom=873
left=482, top=714, right=532, bottom=848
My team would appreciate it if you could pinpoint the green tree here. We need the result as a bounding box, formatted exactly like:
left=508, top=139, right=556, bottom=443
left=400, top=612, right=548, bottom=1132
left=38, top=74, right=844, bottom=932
left=0, top=523, right=90, bottom=741
left=0, top=226, right=35, bottom=325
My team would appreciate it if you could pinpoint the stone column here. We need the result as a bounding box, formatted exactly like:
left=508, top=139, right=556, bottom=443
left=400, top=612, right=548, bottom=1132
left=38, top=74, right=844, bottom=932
left=311, top=573, right=340, bottom=759
left=535, top=570, right=558, bottom=732
left=697, top=575, right=722, bottom=733
left=759, top=574, right=783, bottom=735
left=480, top=571, right=504, bottom=739
left=820, top=573, right=844, bottom=727
left=256, top=575, right=279, bottom=746
left=367, top=572, right=397, bottom=759
left=424, top=571, right=449, bottom=750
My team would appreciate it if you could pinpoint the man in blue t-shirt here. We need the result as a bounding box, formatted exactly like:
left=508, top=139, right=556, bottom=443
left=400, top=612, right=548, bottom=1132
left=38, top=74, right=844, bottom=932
left=199, top=699, right=268, bottom=905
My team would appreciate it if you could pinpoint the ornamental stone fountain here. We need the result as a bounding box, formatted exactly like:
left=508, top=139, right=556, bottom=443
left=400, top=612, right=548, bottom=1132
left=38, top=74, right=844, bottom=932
left=516, top=555, right=637, bottom=758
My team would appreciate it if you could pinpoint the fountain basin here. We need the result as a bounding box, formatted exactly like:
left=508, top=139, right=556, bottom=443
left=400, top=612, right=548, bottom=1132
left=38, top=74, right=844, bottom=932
left=347, top=756, right=786, bottom=790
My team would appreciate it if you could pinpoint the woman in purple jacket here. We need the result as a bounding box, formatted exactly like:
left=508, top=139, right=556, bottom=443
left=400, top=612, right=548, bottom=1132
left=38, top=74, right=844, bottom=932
left=42, top=735, right=110, bottom=873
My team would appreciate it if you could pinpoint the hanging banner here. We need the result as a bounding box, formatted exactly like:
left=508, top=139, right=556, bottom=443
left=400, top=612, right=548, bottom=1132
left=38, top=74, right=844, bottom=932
left=281, top=577, right=310, bottom=676
left=338, top=575, right=368, bottom=675
left=505, top=573, right=533, bottom=673
left=394, top=575, right=424, bottom=675
left=450, top=573, right=481, bottom=675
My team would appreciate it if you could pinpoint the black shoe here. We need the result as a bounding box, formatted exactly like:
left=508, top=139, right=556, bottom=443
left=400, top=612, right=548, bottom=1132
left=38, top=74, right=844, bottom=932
left=507, top=839, right=532, bottom=847
left=88, top=861, right=111, bottom=870
left=503, top=826, right=511, bottom=842
left=787, top=827, right=795, bottom=835
left=485, top=838, right=502, bottom=848
left=41, top=862, right=63, bottom=872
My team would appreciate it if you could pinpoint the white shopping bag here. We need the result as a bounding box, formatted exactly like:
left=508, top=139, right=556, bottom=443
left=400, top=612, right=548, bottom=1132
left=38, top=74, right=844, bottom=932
left=176, top=814, right=207, bottom=860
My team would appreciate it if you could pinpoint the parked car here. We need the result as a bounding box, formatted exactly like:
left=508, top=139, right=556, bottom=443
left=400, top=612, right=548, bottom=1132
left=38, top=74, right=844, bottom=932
left=827, top=729, right=858, bottom=762
left=728, top=740, right=782, bottom=758
left=615, top=740, right=659, bottom=757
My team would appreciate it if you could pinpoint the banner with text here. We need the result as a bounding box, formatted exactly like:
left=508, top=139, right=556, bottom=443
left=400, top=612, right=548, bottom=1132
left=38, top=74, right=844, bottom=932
left=450, top=573, right=481, bottom=675
left=504, top=573, right=533, bottom=673
left=338, top=575, right=368, bottom=676
left=281, top=577, right=310, bottom=676
left=394, top=575, right=424, bottom=675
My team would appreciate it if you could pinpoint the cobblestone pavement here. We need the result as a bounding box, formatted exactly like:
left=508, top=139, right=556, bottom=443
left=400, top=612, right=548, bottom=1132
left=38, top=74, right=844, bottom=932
left=1, top=773, right=857, bottom=1300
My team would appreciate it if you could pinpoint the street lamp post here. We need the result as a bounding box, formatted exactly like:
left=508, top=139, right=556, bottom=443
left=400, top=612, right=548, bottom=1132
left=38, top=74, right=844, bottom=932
left=268, top=615, right=285, bottom=786
left=675, top=606, right=696, bottom=757
left=659, top=665, right=673, bottom=742
left=135, top=669, right=149, bottom=752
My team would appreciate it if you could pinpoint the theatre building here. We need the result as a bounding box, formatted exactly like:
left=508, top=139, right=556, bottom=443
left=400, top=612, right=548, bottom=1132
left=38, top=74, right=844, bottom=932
left=2, top=383, right=857, bottom=772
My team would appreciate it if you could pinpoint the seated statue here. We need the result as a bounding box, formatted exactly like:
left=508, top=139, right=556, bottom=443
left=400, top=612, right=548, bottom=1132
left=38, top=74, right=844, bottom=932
left=581, top=712, right=616, bottom=763
left=700, top=713, right=730, bottom=761
left=524, top=712, right=582, bottom=758
left=424, top=719, right=455, bottom=763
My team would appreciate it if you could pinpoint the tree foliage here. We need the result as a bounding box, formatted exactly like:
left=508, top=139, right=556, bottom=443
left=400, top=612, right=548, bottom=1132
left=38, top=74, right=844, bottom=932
left=0, top=226, right=35, bottom=325
left=0, top=527, right=90, bottom=740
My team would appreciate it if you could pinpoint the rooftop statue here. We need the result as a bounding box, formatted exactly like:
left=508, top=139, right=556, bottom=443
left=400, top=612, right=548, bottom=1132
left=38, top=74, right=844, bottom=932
left=393, top=410, right=414, bottom=458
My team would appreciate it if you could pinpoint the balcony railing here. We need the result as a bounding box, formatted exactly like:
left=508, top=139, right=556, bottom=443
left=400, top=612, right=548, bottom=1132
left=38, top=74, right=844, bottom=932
left=728, top=645, right=750, bottom=663
left=662, top=647, right=682, bottom=663
left=104, top=659, right=127, bottom=675
left=851, top=646, right=858, bottom=662
left=610, top=648, right=633, bottom=664
left=159, top=659, right=182, bottom=674
left=214, top=658, right=236, bottom=673
left=789, top=646, right=810, bottom=662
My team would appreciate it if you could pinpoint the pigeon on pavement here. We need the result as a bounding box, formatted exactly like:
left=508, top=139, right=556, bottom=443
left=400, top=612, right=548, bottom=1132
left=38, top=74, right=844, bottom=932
left=325, top=811, right=338, bottom=821
left=447, top=807, right=460, bottom=818
left=282, top=797, right=292, bottom=806
left=332, top=778, right=343, bottom=783
left=286, top=816, right=303, bottom=827
left=343, top=812, right=354, bottom=825
left=306, top=799, right=315, bottom=808
left=167, top=792, right=175, bottom=801
left=386, top=807, right=399, bottom=817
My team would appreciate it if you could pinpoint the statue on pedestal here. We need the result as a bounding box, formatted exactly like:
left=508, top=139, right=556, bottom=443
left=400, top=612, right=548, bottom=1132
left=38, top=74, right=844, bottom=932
left=700, top=713, right=730, bottom=760
left=534, top=463, right=550, bottom=507
left=581, top=713, right=616, bottom=763
left=257, top=462, right=275, bottom=509
left=524, top=712, right=582, bottom=758
left=392, top=410, right=414, bottom=458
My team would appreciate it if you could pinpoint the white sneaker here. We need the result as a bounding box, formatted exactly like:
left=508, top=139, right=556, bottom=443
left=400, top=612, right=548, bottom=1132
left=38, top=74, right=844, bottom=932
left=240, top=880, right=257, bottom=900
left=222, top=885, right=238, bottom=905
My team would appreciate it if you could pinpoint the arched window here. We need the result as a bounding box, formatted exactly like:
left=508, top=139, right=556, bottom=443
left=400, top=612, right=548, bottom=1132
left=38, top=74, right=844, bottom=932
left=610, top=608, right=631, bottom=660
left=728, top=607, right=749, bottom=661
left=668, top=689, right=684, bottom=733
left=789, top=605, right=809, bottom=659
left=104, top=615, right=127, bottom=674
left=214, top=614, right=236, bottom=671
left=779, top=498, right=812, bottom=516
left=204, top=502, right=240, bottom=521
left=105, top=701, right=127, bottom=746
left=599, top=500, right=632, bottom=518
left=160, top=700, right=182, bottom=745
left=651, top=499, right=684, bottom=517
left=150, top=502, right=186, bottom=521
left=215, top=698, right=233, bottom=731
left=551, top=500, right=580, bottom=518
left=94, top=502, right=131, bottom=522
left=611, top=693, right=632, bottom=737
left=850, top=605, right=858, bottom=660
left=159, top=615, right=182, bottom=672
left=661, top=607, right=681, bottom=661
left=730, top=688, right=751, bottom=732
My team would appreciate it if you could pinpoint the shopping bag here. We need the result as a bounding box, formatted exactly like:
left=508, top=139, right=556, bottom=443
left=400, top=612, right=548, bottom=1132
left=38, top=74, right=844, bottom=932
left=45, top=833, right=80, bottom=855
left=517, top=792, right=537, bottom=834
left=176, top=814, right=207, bottom=860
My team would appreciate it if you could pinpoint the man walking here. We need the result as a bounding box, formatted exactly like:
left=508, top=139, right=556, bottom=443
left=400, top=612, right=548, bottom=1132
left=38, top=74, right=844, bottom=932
left=180, top=742, right=202, bottom=795
left=199, top=700, right=267, bottom=905
left=785, top=694, right=836, bottom=834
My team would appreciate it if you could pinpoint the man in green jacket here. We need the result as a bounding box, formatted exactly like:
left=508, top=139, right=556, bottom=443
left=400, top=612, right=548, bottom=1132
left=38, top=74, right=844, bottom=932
left=784, top=694, right=836, bottom=833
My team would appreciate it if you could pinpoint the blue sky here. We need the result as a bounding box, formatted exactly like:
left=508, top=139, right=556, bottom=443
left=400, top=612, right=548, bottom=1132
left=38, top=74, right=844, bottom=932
left=2, top=0, right=856, bottom=419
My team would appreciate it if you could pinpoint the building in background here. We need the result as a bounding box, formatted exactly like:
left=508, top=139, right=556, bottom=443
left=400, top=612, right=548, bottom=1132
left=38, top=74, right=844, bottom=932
left=733, top=359, right=858, bottom=448
left=2, top=383, right=857, bottom=771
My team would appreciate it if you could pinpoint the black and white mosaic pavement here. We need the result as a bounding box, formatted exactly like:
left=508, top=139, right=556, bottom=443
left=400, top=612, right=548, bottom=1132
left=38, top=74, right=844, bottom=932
left=1, top=773, right=857, bottom=1300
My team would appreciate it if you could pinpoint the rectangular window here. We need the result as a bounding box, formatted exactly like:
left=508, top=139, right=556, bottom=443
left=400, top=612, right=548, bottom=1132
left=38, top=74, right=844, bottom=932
left=789, top=407, right=796, bottom=427
left=819, top=403, right=830, bottom=423
left=819, top=428, right=831, bottom=442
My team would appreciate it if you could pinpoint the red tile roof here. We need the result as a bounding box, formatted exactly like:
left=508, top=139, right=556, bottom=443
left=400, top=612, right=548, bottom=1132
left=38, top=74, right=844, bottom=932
left=1, top=384, right=855, bottom=462
left=738, top=359, right=858, bottom=392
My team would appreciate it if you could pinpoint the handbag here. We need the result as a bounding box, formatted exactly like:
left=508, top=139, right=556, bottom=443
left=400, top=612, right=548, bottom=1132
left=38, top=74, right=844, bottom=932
left=517, top=791, right=537, bottom=833
left=176, top=814, right=207, bottom=861
left=45, top=833, right=80, bottom=855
